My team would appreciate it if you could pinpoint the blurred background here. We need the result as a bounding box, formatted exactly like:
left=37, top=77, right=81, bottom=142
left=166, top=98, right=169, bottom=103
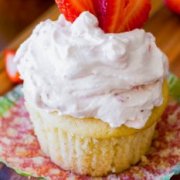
left=0, top=0, right=54, bottom=51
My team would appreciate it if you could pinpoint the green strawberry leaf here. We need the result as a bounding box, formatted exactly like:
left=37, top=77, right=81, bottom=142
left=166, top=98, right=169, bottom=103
left=168, top=73, right=180, bottom=102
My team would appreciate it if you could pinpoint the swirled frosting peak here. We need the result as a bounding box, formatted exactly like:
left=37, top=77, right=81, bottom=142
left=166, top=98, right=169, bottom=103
left=15, top=12, right=168, bottom=128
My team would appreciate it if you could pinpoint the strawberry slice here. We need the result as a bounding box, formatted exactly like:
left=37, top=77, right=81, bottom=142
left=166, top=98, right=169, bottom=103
left=55, top=0, right=96, bottom=22
left=4, top=49, right=23, bottom=84
left=55, top=0, right=151, bottom=33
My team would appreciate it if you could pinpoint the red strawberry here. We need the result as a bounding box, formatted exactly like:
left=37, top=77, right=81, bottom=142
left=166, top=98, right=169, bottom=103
left=55, top=0, right=96, bottom=22
left=164, top=0, right=180, bottom=15
left=4, top=50, right=23, bottom=84
left=55, top=0, right=151, bottom=33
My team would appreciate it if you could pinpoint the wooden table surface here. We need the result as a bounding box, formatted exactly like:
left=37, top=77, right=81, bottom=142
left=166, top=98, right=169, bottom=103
left=0, top=1, right=180, bottom=179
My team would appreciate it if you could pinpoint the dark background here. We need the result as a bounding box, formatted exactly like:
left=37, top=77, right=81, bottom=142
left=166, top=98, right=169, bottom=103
left=0, top=0, right=54, bottom=51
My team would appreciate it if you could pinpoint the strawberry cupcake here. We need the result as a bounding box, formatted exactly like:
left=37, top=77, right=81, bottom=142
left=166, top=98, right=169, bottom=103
left=14, top=0, right=169, bottom=177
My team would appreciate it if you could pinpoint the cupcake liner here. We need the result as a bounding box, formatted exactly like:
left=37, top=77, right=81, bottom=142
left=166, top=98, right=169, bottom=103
left=0, top=85, right=180, bottom=179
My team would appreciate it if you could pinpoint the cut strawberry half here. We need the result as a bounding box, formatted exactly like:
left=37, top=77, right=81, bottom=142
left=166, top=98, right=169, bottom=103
left=4, top=49, right=23, bottom=84
left=55, top=0, right=151, bottom=33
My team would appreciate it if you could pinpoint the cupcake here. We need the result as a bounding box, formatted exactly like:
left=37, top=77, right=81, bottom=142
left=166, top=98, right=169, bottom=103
left=14, top=0, right=169, bottom=177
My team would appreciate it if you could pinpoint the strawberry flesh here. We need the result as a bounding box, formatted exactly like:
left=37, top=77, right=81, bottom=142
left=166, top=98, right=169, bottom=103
left=55, top=0, right=95, bottom=22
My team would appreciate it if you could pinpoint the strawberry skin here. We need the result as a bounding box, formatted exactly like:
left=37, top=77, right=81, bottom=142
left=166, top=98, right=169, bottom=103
left=55, top=0, right=151, bottom=33
left=164, top=0, right=180, bottom=15
left=4, top=50, right=23, bottom=84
